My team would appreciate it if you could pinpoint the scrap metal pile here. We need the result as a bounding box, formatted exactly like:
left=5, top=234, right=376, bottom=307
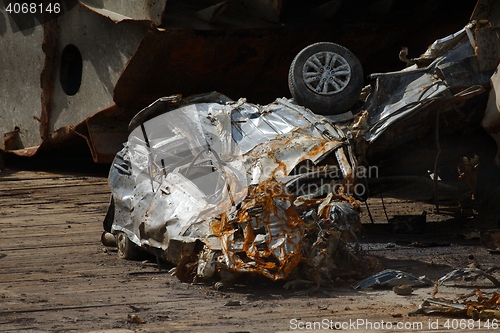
left=104, top=94, right=379, bottom=285
left=101, top=0, right=500, bottom=286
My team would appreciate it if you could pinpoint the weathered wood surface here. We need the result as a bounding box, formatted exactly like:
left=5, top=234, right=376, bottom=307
left=0, top=169, right=496, bottom=333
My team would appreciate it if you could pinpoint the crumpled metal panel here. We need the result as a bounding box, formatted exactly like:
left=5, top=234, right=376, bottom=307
left=75, top=105, right=133, bottom=163
left=109, top=96, right=367, bottom=282
left=361, top=23, right=492, bottom=154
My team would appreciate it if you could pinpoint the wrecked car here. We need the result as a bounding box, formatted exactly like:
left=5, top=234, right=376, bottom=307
left=102, top=0, right=500, bottom=286
left=102, top=92, right=377, bottom=285
left=289, top=3, right=500, bottom=226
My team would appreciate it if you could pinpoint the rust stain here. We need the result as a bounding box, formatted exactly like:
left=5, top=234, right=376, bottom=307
left=217, top=179, right=305, bottom=281
left=39, top=16, right=59, bottom=141
left=302, top=142, right=328, bottom=161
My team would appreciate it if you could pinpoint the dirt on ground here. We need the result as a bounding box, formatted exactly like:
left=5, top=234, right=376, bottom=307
left=1, top=165, right=499, bottom=333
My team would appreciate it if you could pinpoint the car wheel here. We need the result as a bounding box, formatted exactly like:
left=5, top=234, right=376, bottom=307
left=288, top=42, right=363, bottom=115
left=116, top=231, right=139, bottom=260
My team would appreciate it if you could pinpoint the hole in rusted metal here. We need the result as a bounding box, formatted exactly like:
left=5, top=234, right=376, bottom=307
left=60, top=44, right=82, bottom=96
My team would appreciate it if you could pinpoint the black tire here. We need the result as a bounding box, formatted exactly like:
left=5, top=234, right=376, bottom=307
left=288, top=42, right=363, bottom=115
left=116, top=231, right=139, bottom=260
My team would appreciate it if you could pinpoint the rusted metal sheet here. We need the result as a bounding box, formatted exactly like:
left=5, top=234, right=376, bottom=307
left=0, top=6, right=45, bottom=150
left=0, top=0, right=483, bottom=164
left=74, top=105, right=133, bottom=163
left=40, top=18, right=59, bottom=141
left=50, top=4, right=149, bottom=133
left=1, top=1, right=150, bottom=159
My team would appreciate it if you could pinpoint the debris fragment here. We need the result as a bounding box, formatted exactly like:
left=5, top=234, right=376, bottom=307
left=393, top=284, right=413, bottom=296
left=353, top=269, right=433, bottom=290
left=438, top=267, right=500, bottom=287
left=224, top=300, right=242, bottom=306
left=410, top=290, right=500, bottom=319
left=389, top=212, right=426, bottom=234
left=127, top=314, right=146, bottom=324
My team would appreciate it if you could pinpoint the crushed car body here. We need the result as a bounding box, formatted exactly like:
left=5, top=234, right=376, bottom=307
left=104, top=93, right=377, bottom=283
left=101, top=0, right=500, bottom=285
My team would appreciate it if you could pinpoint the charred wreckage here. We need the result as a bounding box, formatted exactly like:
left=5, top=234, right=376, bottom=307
left=102, top=93, right=378, bottom=286
left=98, top=1, right=500, bottom=286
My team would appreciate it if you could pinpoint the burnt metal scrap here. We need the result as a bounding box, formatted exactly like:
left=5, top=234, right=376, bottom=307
left=356, top=19, right=496, bottom=159
left=411, top=266, right=500, bottom=318
left=353, top=269, right=433, bottom=290
left=438, top=267, right=500, bottom=288
left=410, top=289, right=500, bottom=320
left=104, top=93, right=378, bottom=284
left=342, top=0, right=500, bottom=225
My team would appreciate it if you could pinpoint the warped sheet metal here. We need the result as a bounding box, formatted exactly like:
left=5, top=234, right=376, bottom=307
left=0, top=0, right=291, bottom=162
left=108, top=94, right=373, bottom=282
left=353, top=269, right=433, bottom=289
left=78, top=0, right=167, bottom=24
left=361, top=17, right=500, bottom=155
left=411, top=290, right=500, bottom=320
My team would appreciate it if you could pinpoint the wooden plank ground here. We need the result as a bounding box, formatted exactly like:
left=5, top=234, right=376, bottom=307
left=0, top=168, right=495, bottom=333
